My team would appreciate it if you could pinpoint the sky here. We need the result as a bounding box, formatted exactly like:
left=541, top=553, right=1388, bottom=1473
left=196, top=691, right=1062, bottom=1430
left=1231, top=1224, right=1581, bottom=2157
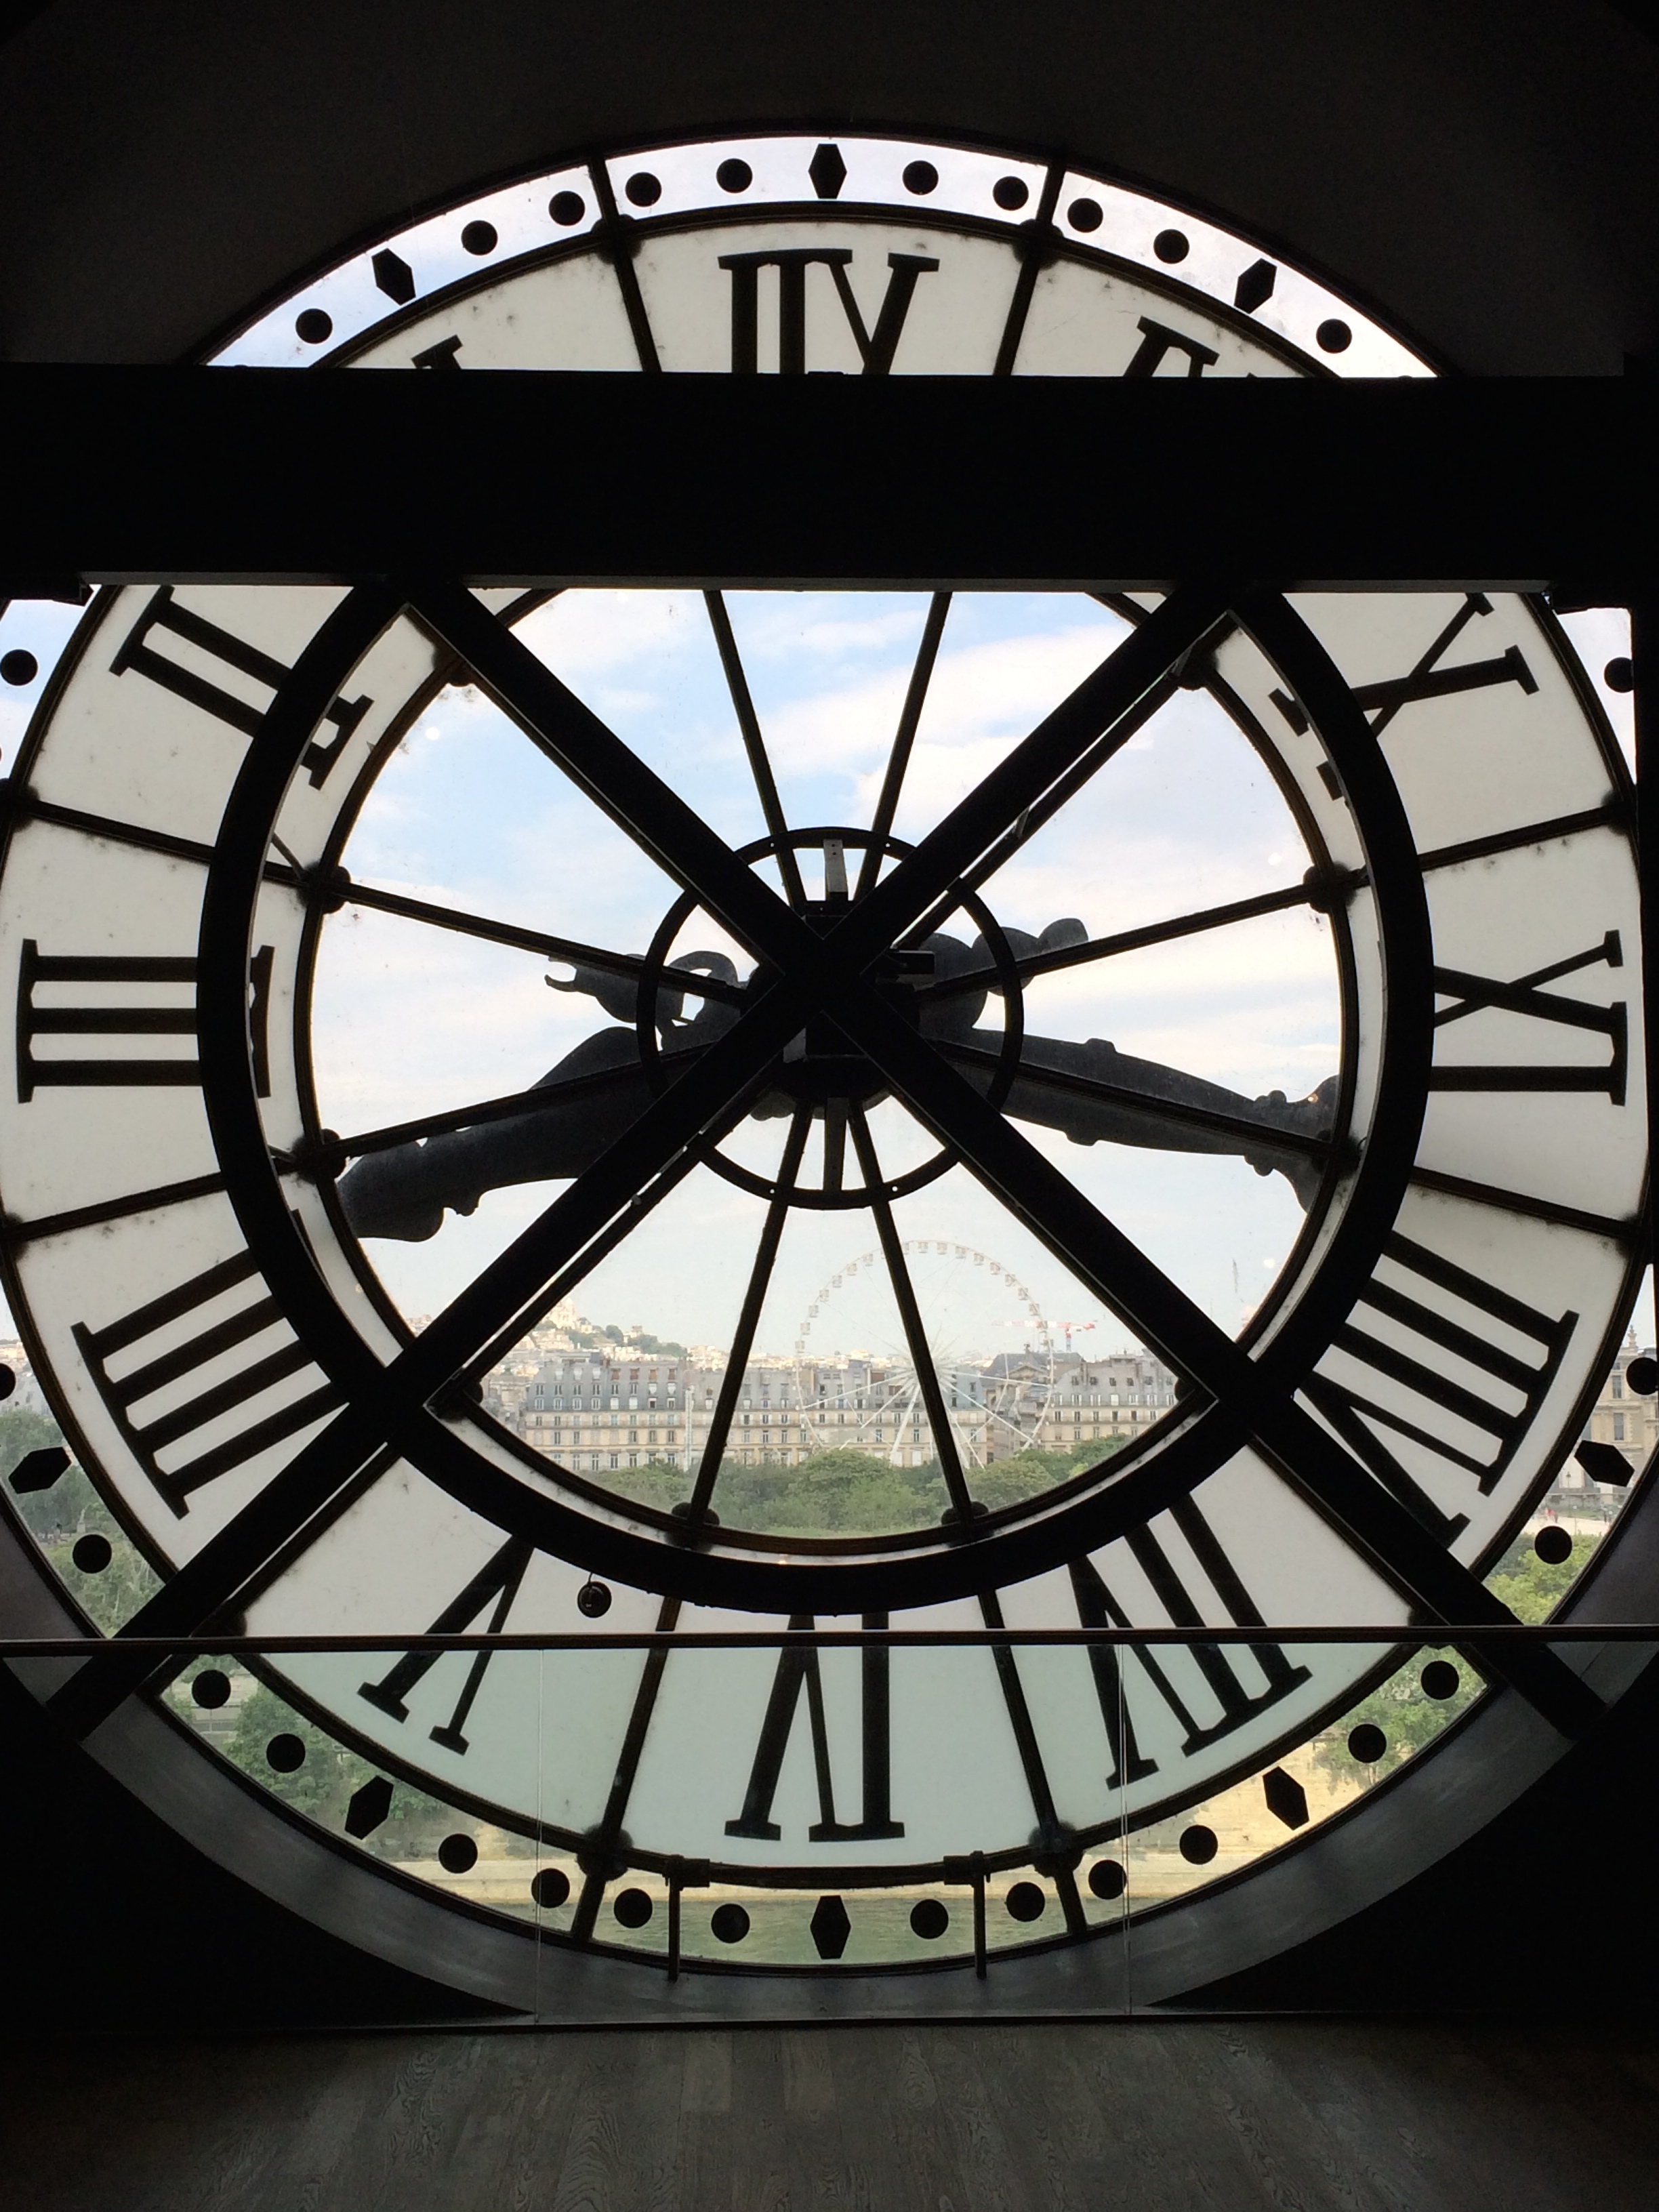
left=313, top=588, right=1339, bottom=1361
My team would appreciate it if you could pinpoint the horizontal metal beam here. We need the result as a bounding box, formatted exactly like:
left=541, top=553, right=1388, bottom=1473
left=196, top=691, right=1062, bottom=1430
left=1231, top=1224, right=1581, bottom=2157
left=0, top=366, right=1654, bottom=592
left=0, top=1626, right=1652, bottom=1654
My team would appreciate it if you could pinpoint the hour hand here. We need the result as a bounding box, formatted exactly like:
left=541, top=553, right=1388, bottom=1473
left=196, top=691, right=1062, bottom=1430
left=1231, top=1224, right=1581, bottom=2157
left=335, top=1027, right=655, bottom=1241
left=337, top=950, right=740, bottom=1240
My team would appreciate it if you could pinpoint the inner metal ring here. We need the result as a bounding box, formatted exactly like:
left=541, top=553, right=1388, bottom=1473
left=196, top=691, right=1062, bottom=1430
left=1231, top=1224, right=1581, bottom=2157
left=634, top=826, right=1027, bottom=1208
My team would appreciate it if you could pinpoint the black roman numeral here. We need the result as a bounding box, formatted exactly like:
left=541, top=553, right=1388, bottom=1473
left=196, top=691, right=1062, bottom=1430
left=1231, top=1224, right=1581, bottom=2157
left=1069, top=1498, right=1311, bottom=1786
left=718, top=249, right=939, bottom=375
left=411, top=335, right=464, bottom=369
left=1274, top=593, right=1538, bottom=748
left=17, top=941, right=273, bottom=1102
left=73, top=1250, right=343, bottom=1515
left=110, top=586, right=370, bottom=786
left=1303, top=1229, right=1576, bottom=1536
left=1432, top=932, right=1627, bottom=1101
left=358, top=1536, right=533, bottom=1753
left=1122, top=316, right=1220, bottom=378
left=724, top=1614, right=904, bottom=1841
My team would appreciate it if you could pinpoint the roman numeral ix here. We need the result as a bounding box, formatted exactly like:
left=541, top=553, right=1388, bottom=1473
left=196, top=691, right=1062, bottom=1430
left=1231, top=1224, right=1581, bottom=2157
left=111, top=586, right=370, bottom=787
left=17, top=941, right=273, bottom=1101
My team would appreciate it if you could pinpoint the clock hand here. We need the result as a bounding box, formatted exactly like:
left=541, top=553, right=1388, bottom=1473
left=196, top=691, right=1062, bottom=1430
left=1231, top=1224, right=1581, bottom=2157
left=941, top=1038, right=1336, bottom=1206
left=335, top=977, right=739, bottom=1241
left=339, top=914, right=1332, bottom=1236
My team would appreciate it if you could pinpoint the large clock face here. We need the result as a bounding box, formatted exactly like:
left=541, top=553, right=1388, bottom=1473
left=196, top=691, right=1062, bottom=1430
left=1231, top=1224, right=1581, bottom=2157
left=0, top=132, right=1643, bottom=1975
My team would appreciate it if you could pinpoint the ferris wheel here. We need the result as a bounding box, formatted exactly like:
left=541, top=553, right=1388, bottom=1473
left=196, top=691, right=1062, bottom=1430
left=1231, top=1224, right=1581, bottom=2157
left=793, top=1240, right=1059, bottom=1468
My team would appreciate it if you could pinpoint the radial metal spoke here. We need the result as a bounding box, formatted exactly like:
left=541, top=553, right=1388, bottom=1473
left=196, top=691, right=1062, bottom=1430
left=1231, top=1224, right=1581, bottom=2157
left=899, top=668, right=1195, bottom=949
left=821, top=1097, right=848, bottom=1194
left=467, top=1140, right=708, bottom=1382
left=682, top=1107, right=812, bottom=1532
left=333, top=878, right=747, bottom=1003
left=848, top=1106, right=977, bottom=1526
left=407, top=579, right=813, bottom=963
left=315, top=1059, right=679, bottom=1166
left=915, top=878, right=1347, bottom=1005
left=570, top=1593, right=681, bottom=1942
left=855, top=592, right=951, bottom=899
left=703, top=591, right=807, bottom=909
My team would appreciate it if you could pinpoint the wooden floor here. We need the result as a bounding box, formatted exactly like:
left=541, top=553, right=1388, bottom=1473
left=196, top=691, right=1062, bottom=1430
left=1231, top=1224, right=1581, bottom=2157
left=2, top=2018, right=1656, bottom=2210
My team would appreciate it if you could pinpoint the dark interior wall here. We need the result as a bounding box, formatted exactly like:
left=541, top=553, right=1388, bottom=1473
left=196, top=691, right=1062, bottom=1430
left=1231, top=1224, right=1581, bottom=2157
left=5, top=1640, right=1659, bottom=2027
left=0, top=1665, right=504, bottom=2029
left=0, top=0, right=1656, bottom=371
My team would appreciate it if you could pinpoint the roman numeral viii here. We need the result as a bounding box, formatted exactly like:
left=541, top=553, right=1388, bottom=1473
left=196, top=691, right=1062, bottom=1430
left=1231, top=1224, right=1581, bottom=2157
left=73, top=1250, right=344, bottom=1515
left=358, top=1536, right=533, bottom=1754
left=16, top=942, right=273, bottom=1101
left=1069, top=1498, right=1311, bottom=1789
left=725, top=1614, right=903, bottom=1841
left=1303, top=1230, right=1576, bottom=1540
left=111, top=587, right=369, bottom=787
left=1273, top=592, right=1538, bottom=750
left=1432, top=932, right=1627, bottom=1101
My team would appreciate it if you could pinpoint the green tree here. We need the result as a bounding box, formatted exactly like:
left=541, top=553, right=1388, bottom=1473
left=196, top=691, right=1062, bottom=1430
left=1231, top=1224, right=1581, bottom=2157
left=1317, top=1645, right=1481, bottom=1776
left=208, top=1679, right=453, bottom=1845
left=0, top=1406, right=161, bottom=1630
left=1486, top=1530, right=1599, bottom=1623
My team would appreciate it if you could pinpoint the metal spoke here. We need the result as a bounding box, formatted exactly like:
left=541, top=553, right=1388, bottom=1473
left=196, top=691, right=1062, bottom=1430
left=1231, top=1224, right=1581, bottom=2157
left=979, top=1586, right=1087, bottom=1932
left=848, top=1106, right=977, bottom=1526
left=407, top=579, right=811, bottom=965
left=854, top=592, right=951, bottom=899
left=682, top=1107, right=812, bottom=1532
left=466, top=1141, right=709, bottom=1382
left=570, top=1593, right=681, bottom=1942
left=703, top=591, right=807, bottom=909
left=314, top=1059, right=679, bottom=1167
left=914, top=879, right=1345, bottom=1006
left=334, top=877, right=747, bottom=1004
left=902, top=668, right=1191, bottom=947
left=821, top=1097, right=848, bottom=1194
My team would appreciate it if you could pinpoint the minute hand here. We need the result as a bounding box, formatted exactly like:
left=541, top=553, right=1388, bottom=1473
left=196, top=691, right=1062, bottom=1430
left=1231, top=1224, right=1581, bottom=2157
left=939, top=1035, right=1336, bottom=1205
